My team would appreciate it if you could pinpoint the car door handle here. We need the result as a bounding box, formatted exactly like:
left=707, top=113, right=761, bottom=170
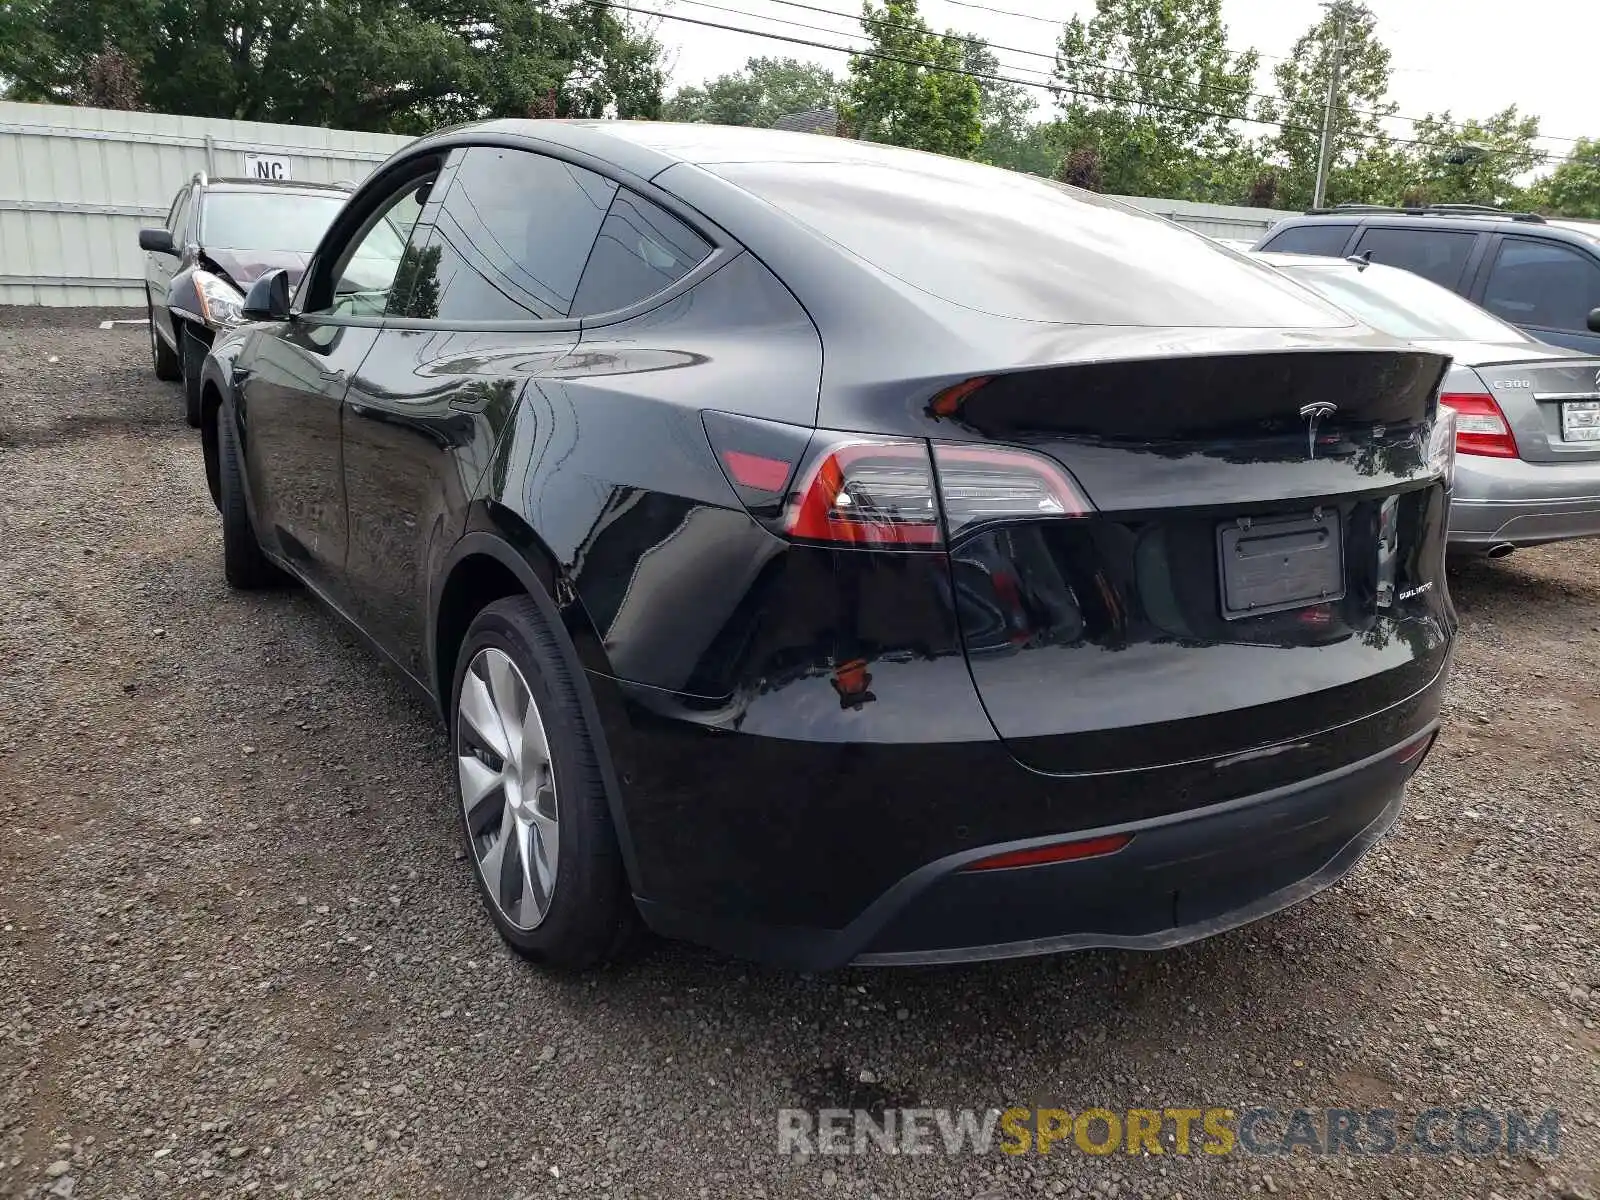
left=321, top=369, right=347, bottom=385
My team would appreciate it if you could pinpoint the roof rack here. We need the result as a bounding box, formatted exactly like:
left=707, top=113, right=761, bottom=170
left=1305, top=202, right=1546, bottom=223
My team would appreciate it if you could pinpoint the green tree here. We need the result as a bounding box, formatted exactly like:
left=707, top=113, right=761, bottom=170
left=663, top=56, right=841, bottom=127
left=1256, top=1, right=1396, bottom=209
left=845, top=0, right=981, bottom=158
left=1052, top=0, right=1259, bottom=199
left=1406, top=107, right=1546, bottom=208
left=0, top=0, right=665, bottom=133
left=959, top=40, right=1041, bottom=171
left=1539, top=138, right=1600, bottom=218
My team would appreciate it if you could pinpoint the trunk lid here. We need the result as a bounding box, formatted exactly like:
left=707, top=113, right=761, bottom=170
left=1466, top=356, right=1600, bottom=464
left=941, top=347, right=1454, bottom=780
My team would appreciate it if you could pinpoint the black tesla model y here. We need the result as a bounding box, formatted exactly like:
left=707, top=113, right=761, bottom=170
left=199, top=122, right=1458, bottom=970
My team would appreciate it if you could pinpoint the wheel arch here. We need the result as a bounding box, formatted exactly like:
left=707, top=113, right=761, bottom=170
left=430, top=522, right=641, bottom=890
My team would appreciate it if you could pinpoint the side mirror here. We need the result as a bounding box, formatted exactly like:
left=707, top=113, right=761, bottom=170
left=138, top=227, right=176, bottom=255
left=241, top=269, right=292, bottom=322
left=1588, top=307, right=1600, bottom=334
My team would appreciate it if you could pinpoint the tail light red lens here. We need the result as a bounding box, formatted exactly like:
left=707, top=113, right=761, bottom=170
left=787, top=440, right=943, bottom=546
left=962, top=833, right=1132, bottom=872
left=1439, top=392, right=1518, bottom=458
left=703, top=411, right=1096, bottom=549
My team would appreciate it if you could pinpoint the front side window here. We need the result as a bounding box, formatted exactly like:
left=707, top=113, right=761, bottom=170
left=170, top=188, right=193, bottom=241
left=571, top=192, right=712, bottom=317
left=166, top=187, right=188, bottom=234
left=309, top=176, right=432, bottom=318
left=402, top=147, right=616, bottom=323
left=1351, top=227, right=1477, bottom=289
left=1483, top=238, right=1600, bottom=332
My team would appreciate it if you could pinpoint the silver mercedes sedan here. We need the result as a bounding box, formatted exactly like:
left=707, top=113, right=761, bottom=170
left=1261, top=251, right=1600, bottom=559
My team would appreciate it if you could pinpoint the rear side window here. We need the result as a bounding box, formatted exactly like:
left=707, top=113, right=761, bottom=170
left=1482, top=238, right=1600, bottom=332
left=571, top=192, right=712, bottom=317
left=416, top=147, right=616, bottom=322
left=1262, top=224, right=1354, bottom=256
left=1351, top=226, right=1477, bottom=289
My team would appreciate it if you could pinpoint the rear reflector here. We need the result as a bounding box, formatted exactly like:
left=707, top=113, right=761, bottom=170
left=961, top=833, right=1132, bottom=872
left=1439, top=392, right=1518, bottom=458
left=722, top=450, right=792, bottom=492
left=1394, top=731, right=1435, bottom=765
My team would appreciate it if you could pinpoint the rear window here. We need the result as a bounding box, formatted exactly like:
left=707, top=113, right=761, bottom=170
left=1351, top=226, right=1477, bottom=289
left=1279, top=262, right=1531, bottom=344
left=714, top=160, right=1349, bottom=329
left=201, top=191, right=346, bottom=253
left=1262, top=223, right=1355, bottom=256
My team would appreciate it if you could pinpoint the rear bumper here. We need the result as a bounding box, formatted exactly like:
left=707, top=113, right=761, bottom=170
left=632, top=723, right=1436, bottom=970
left=1450, top=453, right=1600, bottom=548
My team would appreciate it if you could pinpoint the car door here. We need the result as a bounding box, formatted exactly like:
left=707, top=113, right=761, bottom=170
left=235, top=165, right=435, bottom=602
left=339, top=145, right=623, bottom=677
left=148, top=185, right=192, bottom=347
left=1475, top=235, right=1600, bottom=352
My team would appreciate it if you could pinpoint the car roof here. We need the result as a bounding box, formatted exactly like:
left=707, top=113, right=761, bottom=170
left=201, top=178, right=352, bottom=194
left=1272, top=208, right=1600, bottom=247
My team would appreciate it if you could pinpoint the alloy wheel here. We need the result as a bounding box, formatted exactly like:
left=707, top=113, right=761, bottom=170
left=456, top=647, right=559, bottom=931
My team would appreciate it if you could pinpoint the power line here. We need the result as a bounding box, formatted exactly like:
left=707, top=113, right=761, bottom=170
left=876, top=0, right=1587, bottom=147
left=611, top=0, right=1578, bottom=164
left=660, top=0, right=1588, bottom=150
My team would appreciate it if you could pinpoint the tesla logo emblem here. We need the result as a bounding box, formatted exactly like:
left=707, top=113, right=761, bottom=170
left=1299, top=401, right=1338, bottom=459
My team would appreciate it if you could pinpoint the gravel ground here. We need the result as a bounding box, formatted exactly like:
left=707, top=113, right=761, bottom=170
left=1, top=308, right=1596, bottom=1200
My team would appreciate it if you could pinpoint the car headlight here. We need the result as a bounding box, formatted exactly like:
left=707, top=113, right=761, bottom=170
left=1426, top=404, right=1458, bottom=490
left=193, top=270, right=246, bottom=328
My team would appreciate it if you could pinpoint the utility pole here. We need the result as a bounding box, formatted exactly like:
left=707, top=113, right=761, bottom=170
left=1312, top=1, right=1351, bottom=210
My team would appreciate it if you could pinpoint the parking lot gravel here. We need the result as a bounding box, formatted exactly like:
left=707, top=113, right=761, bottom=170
left=1, top=308, right=1597, bottom=1200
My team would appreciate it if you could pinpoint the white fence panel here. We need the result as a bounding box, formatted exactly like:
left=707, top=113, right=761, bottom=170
left=0, top=101, right=1295, bottom=307
left=0, top=101, right=412, bottom=307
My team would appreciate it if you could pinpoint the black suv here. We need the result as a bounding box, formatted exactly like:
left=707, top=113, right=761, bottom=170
left=140, top=175, right=351, bottom=425
left=195, top=121, right=1453, bottom=971
left=1256, top=205, right=1600, bottom=354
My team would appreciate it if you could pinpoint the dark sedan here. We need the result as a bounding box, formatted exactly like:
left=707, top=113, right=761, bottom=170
left=198, top=123, right=1457, bottom=970
left=140, top=175, right=349, bottom=425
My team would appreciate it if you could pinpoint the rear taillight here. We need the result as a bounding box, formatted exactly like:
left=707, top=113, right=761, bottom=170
left=788, top=439, right=943, bottom=547
left=703, top=412, right=1094, bottom=549
left=1439, top=392, right=1518, bottom=459
left=930, top=443, right=1092, bottom=540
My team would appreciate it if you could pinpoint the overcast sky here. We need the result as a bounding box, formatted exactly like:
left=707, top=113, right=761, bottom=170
left=653, top=0, right=1592, bottom=164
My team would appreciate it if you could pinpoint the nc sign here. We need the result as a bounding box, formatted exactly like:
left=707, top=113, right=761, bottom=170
left=242, top=153, right=291, bottom=181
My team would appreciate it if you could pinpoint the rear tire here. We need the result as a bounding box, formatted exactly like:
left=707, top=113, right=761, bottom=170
left=148, top=292, right=181, bottom=382
left=216, top=396, right=283, bottom=590
left=180, top=327, right=206, bottom=428
left=451, top=595, right=635, bottom=969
